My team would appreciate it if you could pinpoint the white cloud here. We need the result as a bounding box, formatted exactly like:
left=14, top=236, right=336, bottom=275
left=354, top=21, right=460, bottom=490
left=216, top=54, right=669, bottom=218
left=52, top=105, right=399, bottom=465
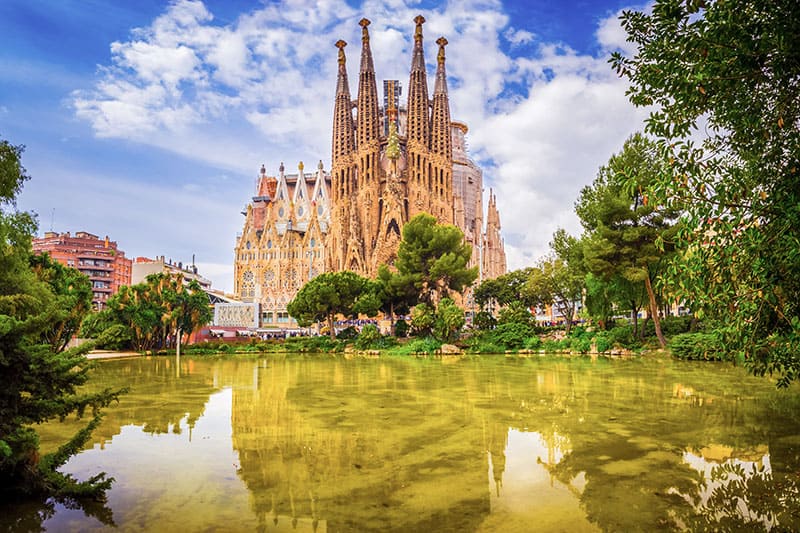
left=504, top=27, right=535, bottom=47
left=69, top=0, right=650, bottom=282
left=596, top=7, right=640, bottom=57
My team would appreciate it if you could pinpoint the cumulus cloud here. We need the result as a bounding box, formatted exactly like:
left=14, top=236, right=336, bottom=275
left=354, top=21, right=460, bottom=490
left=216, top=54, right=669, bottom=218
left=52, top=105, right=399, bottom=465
left=72, top=0, right=650, bottom=279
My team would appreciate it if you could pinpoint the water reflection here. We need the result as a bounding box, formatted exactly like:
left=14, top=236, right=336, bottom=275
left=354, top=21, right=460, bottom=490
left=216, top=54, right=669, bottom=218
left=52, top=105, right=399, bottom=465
left=670, top=448, right=800, bottom=530
left=2, top=356, right=797, bottom=532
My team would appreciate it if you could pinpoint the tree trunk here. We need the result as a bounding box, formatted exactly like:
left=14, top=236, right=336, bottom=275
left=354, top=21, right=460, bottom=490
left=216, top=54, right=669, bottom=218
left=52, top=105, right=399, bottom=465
left=644, top=274, right=667, bottom=348
left=560, top=302, right=574, bottom=335
left=328, top=314, right=336, bottom=340
left=631, top=303, right=639, bottom=337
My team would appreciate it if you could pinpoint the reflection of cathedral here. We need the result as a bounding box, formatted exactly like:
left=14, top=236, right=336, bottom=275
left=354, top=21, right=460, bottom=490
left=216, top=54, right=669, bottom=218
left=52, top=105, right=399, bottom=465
left=234, top=16, right=506, bottom=328
left=230, top=359, right=492, bottom=531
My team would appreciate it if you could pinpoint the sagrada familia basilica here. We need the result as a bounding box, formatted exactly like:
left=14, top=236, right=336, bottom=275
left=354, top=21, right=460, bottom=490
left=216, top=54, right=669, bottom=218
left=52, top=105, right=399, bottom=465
left=233, top=16, right=506, bottom=329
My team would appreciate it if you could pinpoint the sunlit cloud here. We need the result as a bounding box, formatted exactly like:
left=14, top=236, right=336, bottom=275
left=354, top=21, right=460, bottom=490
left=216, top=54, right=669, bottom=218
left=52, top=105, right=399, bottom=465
left=71, top=0, right=650, bottom=286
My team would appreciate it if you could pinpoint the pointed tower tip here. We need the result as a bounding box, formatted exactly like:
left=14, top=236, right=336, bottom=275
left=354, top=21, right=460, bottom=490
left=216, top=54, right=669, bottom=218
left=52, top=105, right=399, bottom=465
left=298, top=161, right=304, bottom=172
left=335, top=39, right=347, bottom=64
left=360, top=19, right=371, bottom=43
left=414, top=15, right=425, bottom=40
left=436, top=37, right=448, bottom=63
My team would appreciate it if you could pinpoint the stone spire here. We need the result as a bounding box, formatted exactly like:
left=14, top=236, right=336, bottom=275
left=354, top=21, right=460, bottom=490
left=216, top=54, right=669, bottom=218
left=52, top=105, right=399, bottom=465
left=357, top=18, right=380, bottom=148
left=406, top=15, right=430, bottom=146
left=332, top=40, right=355, bottom=166
left=431, top=37, right=452, bottom=159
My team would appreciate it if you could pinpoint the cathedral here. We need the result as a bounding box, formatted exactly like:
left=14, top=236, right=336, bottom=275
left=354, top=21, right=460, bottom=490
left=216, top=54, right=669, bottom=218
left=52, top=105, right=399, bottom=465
left=234, top=16, right=506, bottom=329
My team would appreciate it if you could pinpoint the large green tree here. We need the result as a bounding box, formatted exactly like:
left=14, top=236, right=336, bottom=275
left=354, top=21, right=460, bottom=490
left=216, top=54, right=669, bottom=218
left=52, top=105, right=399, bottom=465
left=0, top=137, right=122, bottom=501
left=393, top=213, right=478, bottom=305
left=525, top=256, right=583, bottom=335
left=576, top=134, right=679, bottom=347
left=612, top=0, right=800, bottom=382
left=89, top=273, right=211, bottom=352
left=30, top=253, right=94, bottom=352
left=474, top=268, right=534, bottom=312
left=287, top=271, right=378, bottom=339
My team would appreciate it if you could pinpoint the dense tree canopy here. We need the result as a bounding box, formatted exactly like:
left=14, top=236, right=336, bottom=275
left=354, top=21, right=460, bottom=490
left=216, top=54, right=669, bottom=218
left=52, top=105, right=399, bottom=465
left=0, top=137, right=122, bottom=501
left=287, top=271, right=378, bottom=339
left=394, top=214, right=478, bottom=305
left=87, top=273, right=212, bottom=352
left=612, top=0, right=800, bottom=382
left=474, top=268, right=533, bottom=311
left=30, top=253, right=93, bottom=352
left=576, top=133, right=679, bottom=347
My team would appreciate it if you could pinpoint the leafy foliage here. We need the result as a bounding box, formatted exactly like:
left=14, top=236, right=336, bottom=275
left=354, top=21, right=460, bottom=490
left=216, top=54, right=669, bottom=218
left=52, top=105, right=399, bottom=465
left=669, top=332, right=726, bottom=361
left=90, top=273, right=211, bottom=352
left=287, top=271, right=377, bottom=339
left=576, top=133, right=679, bottom=346
left=29, top=253, right=94, bottom=352
left=612, top=1, right=800, bottom=383
left=0, top=137, right=123, bottom=502
left=394, top=213, right=478, bottom=305
left=525, top=255, right=583, bottom=335
left=433, top=298, right=465, bottom=343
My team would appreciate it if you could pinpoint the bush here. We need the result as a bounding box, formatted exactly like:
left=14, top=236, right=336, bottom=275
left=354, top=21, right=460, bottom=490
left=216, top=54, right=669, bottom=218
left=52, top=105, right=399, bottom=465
left=571, top=337, right=592, bottom=354
left=608, top=326, right=640, bottom=349
left=467, top=340, right=506, bottom=354
left=642, top=315, right=694, bottom=337
left=669, top=332, right=725, bottom=360
left=594, top=331, right=612, bottom=353
left=285, top=335, right=343, bottom=353
left=355, top=324, right=382, bottom=349
left=488, top=322, right=535, bottom=350
left=524, top=336, right=542, bottom=350
left=394, top=319, right=409, bottom=338
left=387, top=336, right=442, bottom=355
left=337, top=327, right=358, bottom=340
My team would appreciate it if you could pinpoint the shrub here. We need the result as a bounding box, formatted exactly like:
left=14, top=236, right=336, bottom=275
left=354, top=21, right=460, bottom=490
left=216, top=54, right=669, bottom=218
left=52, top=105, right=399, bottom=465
left=473, top=310, right=497, bottom=331
left=669, top=332, right=725, bottom=360
left=387, top=336, right=442, bottom=355
left=355, top=324, right=383, bottom=349
left=468, top=341, right=506, bottom=354
left=642, top=315, right=694, bottom=337
left=608, top=326, right=640, bottom=349
left=571, top=337, right=592, bottom=354
left=285, top=335, right=342, bottom=353
left=524, top=336, right=542, bottom=350
left=594, top=332, right=612, bottom=353
left=337, top=326, right=358, bottom=340
left=488, top=322, right=535, bottom=350
left=394, top=319, right=409, bottom=338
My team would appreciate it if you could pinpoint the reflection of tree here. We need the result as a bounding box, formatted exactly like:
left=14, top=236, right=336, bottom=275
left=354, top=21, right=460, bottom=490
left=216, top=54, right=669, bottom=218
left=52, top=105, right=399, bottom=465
left=230, top=359, right=492, bottom=531
left=669, top=453, right=800, bottom=531
left=21, top=355, right=800, bottom=531
left=36, top=357, right=220, bottom=453
left=0, top=495, right=115, bottom=533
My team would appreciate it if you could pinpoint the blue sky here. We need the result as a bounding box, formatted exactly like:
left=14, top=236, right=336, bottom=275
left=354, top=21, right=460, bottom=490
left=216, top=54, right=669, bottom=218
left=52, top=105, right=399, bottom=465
left=1, top=0, right=648, bottom=293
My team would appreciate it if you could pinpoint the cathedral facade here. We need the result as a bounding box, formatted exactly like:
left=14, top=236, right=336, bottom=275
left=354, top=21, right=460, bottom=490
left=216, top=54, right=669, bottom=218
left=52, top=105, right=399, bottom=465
left=234, top=16, right=506, bottom=329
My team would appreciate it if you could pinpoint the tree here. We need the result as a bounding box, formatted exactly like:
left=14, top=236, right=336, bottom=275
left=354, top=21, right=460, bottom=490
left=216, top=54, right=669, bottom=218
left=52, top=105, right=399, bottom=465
left=0, top=137, right=123, bottom=501
left=98, top=273, right=211, bottom=351
left=30, top=253, right=93, bottom=352
left=612, top=0, right=800, bottom=382
left=375, top=264, right=418, bottom=325
left=433, top=298, right=465, bottom=343
left=394, top=214, right=478, bottom=305
left=576, top=134, right=679, bottom=347
left=474, top=268, right=534, bottom=313
left=287, top=271, right=377, bottom=339
left=524, top=256, right=583, bottom=335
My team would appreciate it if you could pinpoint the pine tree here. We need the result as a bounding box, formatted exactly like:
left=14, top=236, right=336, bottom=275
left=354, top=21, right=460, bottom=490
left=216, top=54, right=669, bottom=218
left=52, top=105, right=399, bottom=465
left=0, top=136, right=123, bottom=501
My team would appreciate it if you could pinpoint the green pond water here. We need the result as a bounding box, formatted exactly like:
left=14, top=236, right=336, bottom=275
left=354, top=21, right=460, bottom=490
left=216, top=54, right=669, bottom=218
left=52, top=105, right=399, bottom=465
left=3, top=354, right=800, bottom=532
